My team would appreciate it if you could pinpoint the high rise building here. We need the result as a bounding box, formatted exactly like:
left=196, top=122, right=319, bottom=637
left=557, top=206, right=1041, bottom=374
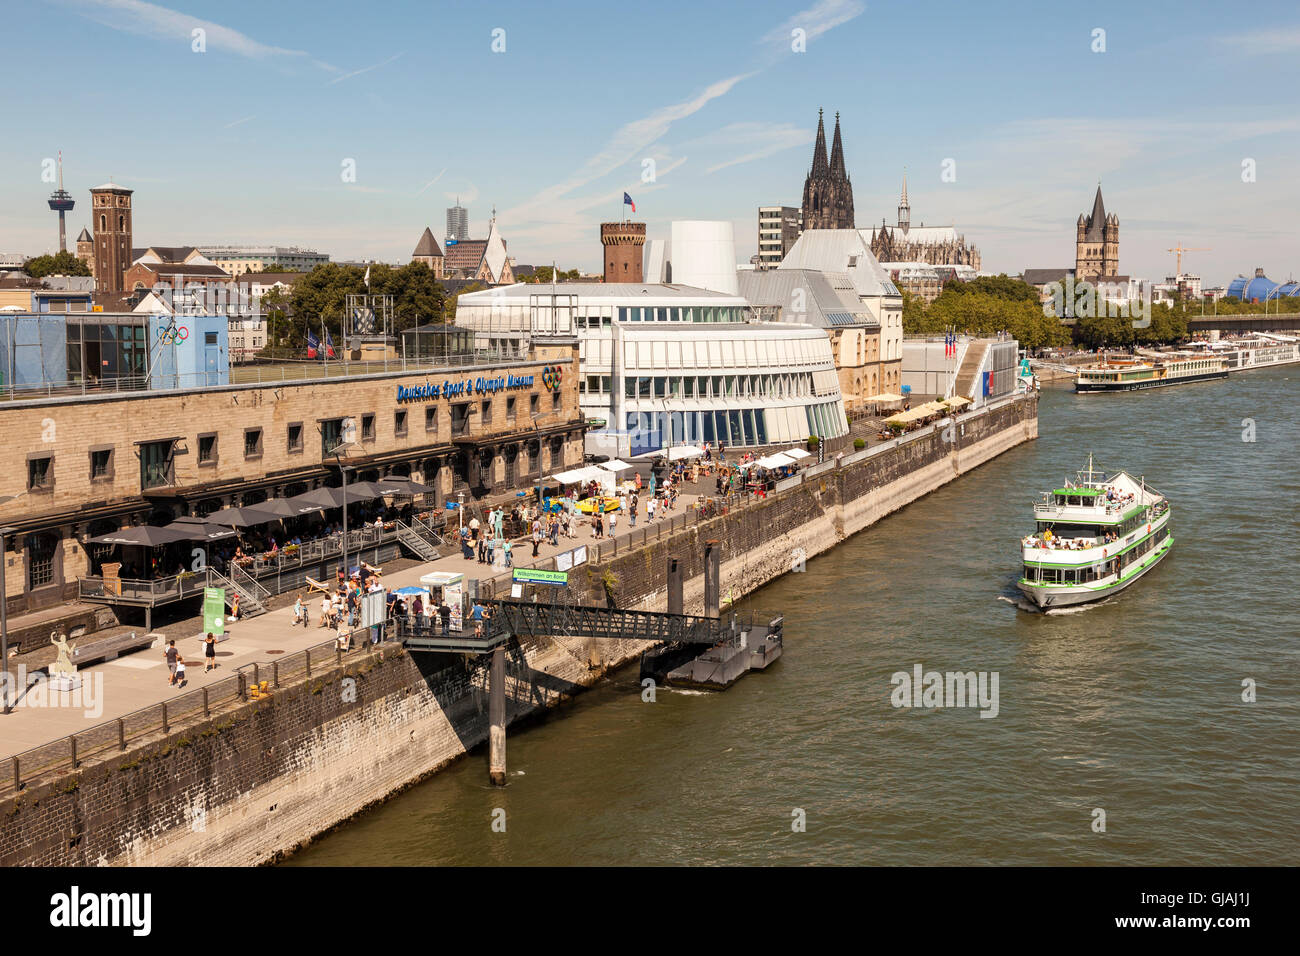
left=446, top=200, right=469, bottom=242
left=90, top=181, right=133, bottom=293
left=757, top=206, right=801, bottom=270
left=601, top=221, right=646, bottom=283
left=800, top=109, right=855, bottom=231
left=1075, top=184, right=1119, bottom=281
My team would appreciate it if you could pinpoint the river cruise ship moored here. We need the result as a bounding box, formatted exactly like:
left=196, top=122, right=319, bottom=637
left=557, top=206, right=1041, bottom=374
left=1075, top=354, right=1227, bottom=392
left=1018, top=458, right=1172, bottom=609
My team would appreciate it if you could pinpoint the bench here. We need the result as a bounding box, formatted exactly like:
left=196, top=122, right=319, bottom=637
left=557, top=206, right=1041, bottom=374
left=75, top=630, right=159, bottom=667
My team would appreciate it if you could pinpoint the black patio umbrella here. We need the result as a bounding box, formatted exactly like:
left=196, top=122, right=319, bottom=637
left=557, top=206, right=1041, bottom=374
left=208, top=504, right=283, bottom=528
left=165, top=515, right=238, bottom=542
left=373, top=475, right=434, bottom=495
left=88, top=525, right=192, bottom=547
left=288, top=484, right=376, bottom=511
left=245, top=497, right=314, bottom=519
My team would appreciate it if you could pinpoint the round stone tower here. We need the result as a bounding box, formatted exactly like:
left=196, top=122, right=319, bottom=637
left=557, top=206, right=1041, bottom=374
left=601, top=221, right=646, bottom=283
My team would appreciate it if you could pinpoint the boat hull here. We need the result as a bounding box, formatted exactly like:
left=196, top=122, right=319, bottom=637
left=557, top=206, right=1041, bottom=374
left=1017, top=536, right=1172, bottom=609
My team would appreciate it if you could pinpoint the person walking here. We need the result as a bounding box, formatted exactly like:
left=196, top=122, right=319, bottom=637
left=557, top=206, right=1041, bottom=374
left=532, top=518, right=543, bottom=557
left=165, top=639, right=179, bottom=685
left=174, top=654, right=187, bottom=688
left=438, top=599, right=452, bottom=636
left=629, top=492, right=638, bottom=528
left=204, top=632, right=217, bottom=672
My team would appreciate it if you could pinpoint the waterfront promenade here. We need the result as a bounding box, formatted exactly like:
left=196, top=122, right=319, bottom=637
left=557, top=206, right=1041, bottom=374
left=0, top=485, right=710, bottom=760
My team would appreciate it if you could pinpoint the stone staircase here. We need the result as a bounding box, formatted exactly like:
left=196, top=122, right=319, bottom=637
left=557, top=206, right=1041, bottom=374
left=954, top=339, right=992, bottom=399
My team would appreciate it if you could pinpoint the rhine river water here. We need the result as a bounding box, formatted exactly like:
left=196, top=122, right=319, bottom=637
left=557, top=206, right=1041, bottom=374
left=290, top=368, right=1299, bottom=866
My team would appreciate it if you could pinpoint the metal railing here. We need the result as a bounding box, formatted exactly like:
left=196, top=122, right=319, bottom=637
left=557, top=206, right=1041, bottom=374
left=1, top=624, right=397, bottom=796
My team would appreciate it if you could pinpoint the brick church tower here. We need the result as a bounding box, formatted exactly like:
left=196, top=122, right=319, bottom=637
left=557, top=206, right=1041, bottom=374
left=1075, top=184, right=1119, bottom=281
left=801, top=109, right=854, bottom=231
left=90, top=182, right=133, bottom=293
left=601, top=221, right=645, bottom=283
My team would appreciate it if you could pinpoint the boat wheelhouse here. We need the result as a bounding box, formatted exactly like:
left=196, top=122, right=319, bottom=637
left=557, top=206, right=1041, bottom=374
left=1075, top=355, right=1226, bottom=392
left=1017, top=458, right=1172, bottom=609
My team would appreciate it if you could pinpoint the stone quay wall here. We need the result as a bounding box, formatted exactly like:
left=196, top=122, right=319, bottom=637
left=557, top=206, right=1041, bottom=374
left=0, top=394, right=1035, bottom=866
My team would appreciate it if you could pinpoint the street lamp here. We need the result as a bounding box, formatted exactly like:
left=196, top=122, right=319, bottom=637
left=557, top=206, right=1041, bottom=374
left=330, top=439, right=363, bottom=582
left=0, top=523, right=13, bottom=714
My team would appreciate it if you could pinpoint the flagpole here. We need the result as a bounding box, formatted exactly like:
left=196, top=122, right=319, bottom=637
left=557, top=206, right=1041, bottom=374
left=322, top=318, right=329, bottom=376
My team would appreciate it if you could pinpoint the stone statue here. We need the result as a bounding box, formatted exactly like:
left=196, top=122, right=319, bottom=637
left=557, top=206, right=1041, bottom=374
left=50, top=631, right=78, bottom=677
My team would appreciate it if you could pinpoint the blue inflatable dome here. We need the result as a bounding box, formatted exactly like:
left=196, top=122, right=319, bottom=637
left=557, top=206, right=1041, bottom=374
left=1227, top=273, right=1279, bottom=301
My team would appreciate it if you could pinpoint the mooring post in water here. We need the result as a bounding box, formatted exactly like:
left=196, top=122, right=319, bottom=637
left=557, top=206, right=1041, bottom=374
left=489, top=645, right=506, bottom=786
left=667, top=557, right=683, bottom=617
left=704, top=540, right=720, bottom=619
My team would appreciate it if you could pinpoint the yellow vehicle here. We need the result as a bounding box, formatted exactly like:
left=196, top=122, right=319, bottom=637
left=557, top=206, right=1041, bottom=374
left=575, top=496, right=621, bottom=514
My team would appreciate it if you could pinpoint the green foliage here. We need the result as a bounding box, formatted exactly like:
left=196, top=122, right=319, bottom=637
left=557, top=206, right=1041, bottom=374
left=286, top=262, right=448, bottom=341
left=853, top=438, right=866, bottom=449
left=910, top=283, right=1070, bottom=351
left=24, top=250, right=90, bottom=279
left=521, top=266, right=579, bottom=283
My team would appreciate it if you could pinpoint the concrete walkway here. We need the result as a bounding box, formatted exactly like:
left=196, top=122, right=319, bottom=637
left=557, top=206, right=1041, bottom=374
left=0, top=482, right=719, bottom=761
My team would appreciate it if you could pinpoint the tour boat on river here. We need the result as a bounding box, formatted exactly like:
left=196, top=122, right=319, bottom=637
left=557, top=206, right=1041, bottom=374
left=1017, top=458, right=1172, bottom=609
left=1075, top=354, right=1227, bottom=392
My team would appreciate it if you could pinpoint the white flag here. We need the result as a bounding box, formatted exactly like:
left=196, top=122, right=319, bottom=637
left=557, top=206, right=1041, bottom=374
left=364, top=264, right=370, bottom=289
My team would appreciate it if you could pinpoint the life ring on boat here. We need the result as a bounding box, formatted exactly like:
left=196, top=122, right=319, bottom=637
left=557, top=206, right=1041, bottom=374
left=1147, top=523, right=1151, bottom=534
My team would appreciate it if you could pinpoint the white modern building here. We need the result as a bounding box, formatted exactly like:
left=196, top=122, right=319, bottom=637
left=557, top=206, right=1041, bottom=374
left=453, top=282, right=848, bottom=457
left=194, top=245, right=329, bottom=277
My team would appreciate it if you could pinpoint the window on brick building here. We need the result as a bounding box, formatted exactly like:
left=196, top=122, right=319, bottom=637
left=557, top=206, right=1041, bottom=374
left=425, top=407, right=438, bottom=435
left=552, top=391, right=561, bottom=411
left=244, top=428, right=263, bottom=459
left=198, top=434, right=218, bottom=465
left=361, top=414, right=375, bottom=442
left=139, top=439, right=176, bottom=489
left=395, top=409, right=408, bottom=437
left=90, top=447, right=113, bottom=482
left=26, top=532, right=59, bottom=590
left=530, top=394, right=539, bottom=415
left=27, top=455, right=54, bottom=492
left=506, top=397, right=516, bottom=422
left=287, top=422, right=303, bottom=453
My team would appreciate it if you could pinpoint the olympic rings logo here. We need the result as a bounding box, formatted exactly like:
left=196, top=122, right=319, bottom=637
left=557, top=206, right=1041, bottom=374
left=159, top=326, right=190, bottom=345
left=541, top=366, right=562, bottom=391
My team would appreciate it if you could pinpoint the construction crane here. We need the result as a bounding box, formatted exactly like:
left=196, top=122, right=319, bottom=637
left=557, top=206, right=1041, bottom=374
left=1167, top=243, right=1210, bottom=275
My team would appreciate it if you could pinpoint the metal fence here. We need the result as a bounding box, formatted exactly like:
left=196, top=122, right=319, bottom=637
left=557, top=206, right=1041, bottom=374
left=1, top=625, right=394, bottom=796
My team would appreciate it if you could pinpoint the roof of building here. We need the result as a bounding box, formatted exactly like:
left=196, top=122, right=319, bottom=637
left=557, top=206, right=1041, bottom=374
left=91, top=181, right=132, bottom=192
left=458, top=282, right=748, bottom=303
left=874, top=224, right=961, bottom=245
left=132, top=246, right=204, bottom=265
left=76, top=227, right=92, bottom=243
left=246, top=272, right=303, bottom=285
left=778, top=229, right=899, bottom=297
left=1022, top=268, right=1074, bottom=286
left=738, top=268, right=879, bottom=329
left=412, top=226, right=443, bottom=258
left=132, top=262, right=232, bottom=278
left=1083, top=186, right=1108, bottom=241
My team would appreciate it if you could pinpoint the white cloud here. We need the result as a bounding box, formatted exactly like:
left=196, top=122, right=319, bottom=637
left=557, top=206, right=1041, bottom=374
left=699, top=122, right=814, bottom=174
left=326, top=52, right=404, bottom=86
left=1220, top=28, right=1300, bottom=54
left=59, top=0, right=335, bottom=68
left=760, top=0, right=865, bottom=49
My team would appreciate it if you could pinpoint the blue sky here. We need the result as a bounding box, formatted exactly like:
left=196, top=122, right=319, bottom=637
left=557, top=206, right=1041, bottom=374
left=5, top=0, right=1300, bottom=285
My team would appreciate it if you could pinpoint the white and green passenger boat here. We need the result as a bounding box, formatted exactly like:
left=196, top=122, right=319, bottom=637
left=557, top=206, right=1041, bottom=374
left=1018, top=457, right=1172, bottom=609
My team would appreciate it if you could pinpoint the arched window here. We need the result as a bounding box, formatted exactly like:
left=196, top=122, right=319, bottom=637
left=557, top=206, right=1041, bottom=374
left=100, top=214, right=106, bottom=231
